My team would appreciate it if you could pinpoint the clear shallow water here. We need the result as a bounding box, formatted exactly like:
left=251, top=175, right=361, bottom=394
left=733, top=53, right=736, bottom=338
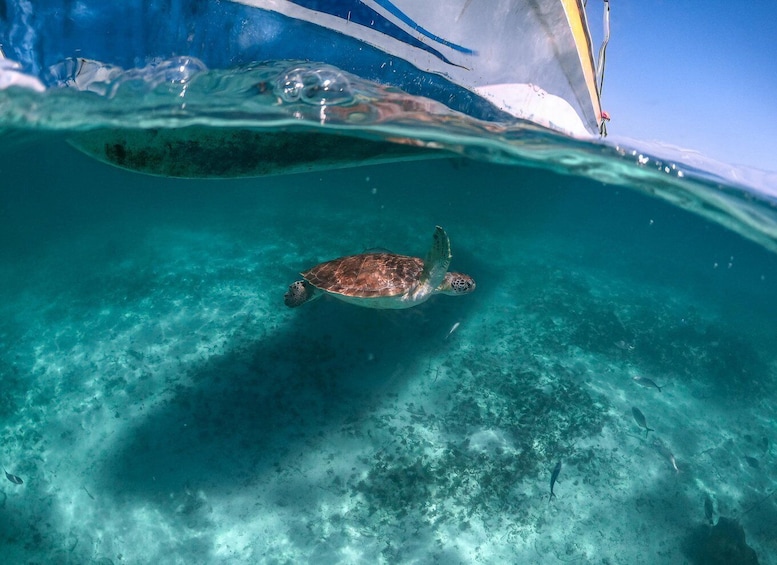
left=1, top=62, right=776, bottom=564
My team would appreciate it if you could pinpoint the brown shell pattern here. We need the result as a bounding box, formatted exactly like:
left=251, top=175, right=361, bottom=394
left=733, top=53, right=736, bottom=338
left=302, top=253, right=424, bottom=298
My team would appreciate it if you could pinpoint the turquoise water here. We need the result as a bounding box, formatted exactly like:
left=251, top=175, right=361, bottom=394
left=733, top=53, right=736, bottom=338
left=1, top=63, right=776, bottom=564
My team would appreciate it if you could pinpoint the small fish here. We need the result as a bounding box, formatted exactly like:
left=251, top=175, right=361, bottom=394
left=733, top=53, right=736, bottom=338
left=549, top=460, right=562, bottom=503
left=652, top=438, right=679, bottom=473
left=704, top=495, right=714, bottom=526
left=744, top=455, right=760, bottom=469
left=632, top=407, right=654, bottom=437
left=632, top=376, right=663, bottom=392
left=3, top=467, right=23, bottom=485
left=445, top=321, right=461, bottom=340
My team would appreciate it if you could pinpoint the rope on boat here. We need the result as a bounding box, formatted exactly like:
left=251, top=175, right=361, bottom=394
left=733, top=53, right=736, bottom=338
left=596, top=0, right=611, bottom=135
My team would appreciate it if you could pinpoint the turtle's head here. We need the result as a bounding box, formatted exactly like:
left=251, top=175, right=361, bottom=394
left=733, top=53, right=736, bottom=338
left=284, top=280, right=315, bottom=307
left=438, top=272, right=476, bottom=296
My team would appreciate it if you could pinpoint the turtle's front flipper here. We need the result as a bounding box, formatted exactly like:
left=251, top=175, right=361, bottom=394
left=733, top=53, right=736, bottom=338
left=284, top=280, right=317, bottom=307
left=422, top=226, right=452, bottom=291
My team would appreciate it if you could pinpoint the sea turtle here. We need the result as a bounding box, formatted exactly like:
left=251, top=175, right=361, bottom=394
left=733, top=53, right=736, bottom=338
left=284, top=226, right=475, bottom=309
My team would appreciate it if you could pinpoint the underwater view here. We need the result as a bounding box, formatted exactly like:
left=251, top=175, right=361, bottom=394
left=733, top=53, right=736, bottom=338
left=2, top=54, right=777, bottom=565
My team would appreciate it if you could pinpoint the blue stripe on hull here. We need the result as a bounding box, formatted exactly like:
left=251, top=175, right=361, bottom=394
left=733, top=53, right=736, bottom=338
left=0, top=0, right=505, bottom=121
